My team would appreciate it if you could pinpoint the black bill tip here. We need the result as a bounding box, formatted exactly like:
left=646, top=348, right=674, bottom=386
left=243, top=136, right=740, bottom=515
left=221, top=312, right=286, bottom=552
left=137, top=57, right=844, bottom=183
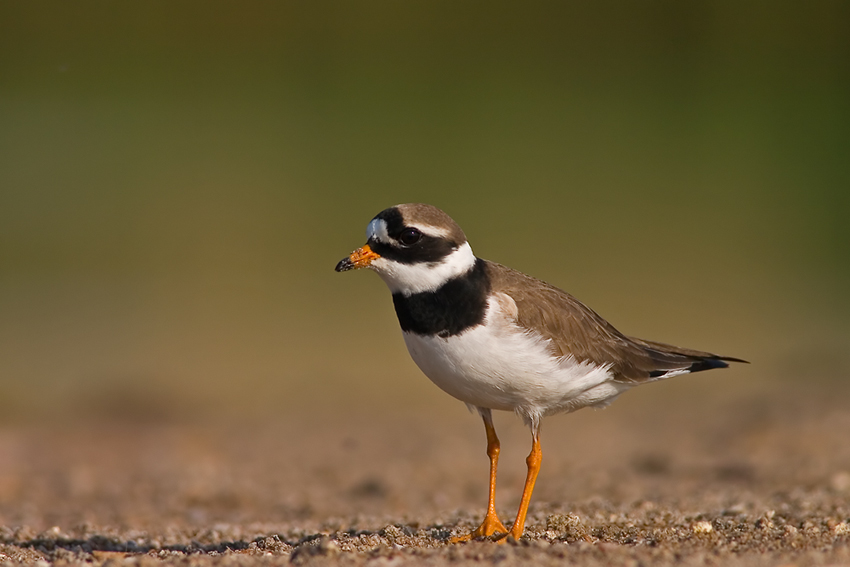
left=335, top=257, right=354, bottom=272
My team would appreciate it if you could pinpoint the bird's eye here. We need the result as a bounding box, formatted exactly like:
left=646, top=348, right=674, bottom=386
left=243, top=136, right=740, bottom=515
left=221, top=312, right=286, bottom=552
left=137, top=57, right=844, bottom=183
left=398, top=228, right=422, bottom=246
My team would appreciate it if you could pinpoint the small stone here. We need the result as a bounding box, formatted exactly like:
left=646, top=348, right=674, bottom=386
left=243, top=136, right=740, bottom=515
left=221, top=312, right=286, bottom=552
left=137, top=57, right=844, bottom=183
left=834, top=522, right=850, bottom=536
left=692, top=521, right=713, bottom=534
left=380, top=525, right=405, bottom=544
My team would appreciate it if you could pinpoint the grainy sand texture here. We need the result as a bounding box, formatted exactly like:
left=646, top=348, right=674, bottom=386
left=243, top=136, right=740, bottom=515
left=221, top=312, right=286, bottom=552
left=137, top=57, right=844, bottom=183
left=1, top=380, right=848, bottom=566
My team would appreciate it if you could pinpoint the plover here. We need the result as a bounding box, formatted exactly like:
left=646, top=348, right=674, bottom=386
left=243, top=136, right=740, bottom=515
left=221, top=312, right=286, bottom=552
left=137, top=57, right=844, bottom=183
left=335, top=203, right=746, bottom=542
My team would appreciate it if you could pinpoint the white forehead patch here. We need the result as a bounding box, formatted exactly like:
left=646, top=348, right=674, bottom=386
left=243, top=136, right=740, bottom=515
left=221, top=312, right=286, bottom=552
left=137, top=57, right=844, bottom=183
left=366, top=218, right=390, bottom=244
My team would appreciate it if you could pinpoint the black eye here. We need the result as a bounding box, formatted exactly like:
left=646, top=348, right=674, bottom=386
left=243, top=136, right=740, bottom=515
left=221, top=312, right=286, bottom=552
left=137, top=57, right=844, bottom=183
left=398, top=228, right=422, bottom=246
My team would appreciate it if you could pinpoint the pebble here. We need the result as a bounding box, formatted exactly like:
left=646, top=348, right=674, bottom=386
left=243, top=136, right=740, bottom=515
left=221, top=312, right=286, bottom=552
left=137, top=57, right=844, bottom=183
left=692, top=521, right=713, bottom=534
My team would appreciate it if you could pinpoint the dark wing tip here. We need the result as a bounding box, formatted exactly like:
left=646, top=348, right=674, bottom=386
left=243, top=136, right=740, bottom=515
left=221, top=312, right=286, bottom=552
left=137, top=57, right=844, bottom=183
left=648, top=355, right=748, bottom=379
left=718, top=356, right=750, bottom=364
left=687, top=358, right=730, bottom=373
left=688, top=355, right=749, bottom=374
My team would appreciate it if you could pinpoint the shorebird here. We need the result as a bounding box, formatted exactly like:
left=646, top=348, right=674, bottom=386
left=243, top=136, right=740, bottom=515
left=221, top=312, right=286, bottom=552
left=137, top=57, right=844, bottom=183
left=335, top=203, right=746, bottom=541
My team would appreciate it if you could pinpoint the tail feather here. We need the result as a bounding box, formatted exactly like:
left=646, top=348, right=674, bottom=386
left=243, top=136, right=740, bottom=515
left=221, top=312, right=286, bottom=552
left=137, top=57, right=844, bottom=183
left=629, top=337, right=749, bottom=380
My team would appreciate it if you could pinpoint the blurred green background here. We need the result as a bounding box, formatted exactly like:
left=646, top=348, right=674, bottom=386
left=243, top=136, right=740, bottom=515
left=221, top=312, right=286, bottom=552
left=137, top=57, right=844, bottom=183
left=1, top=1, right=848, bottom=423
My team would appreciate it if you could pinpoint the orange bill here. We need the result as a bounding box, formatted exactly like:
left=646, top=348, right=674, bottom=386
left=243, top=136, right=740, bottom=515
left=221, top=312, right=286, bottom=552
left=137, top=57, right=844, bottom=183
left=335, top=244, right=381, bottom=272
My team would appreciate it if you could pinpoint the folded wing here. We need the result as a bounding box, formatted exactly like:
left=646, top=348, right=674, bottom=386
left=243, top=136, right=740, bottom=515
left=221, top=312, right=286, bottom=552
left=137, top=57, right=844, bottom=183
left=484, top=261, right=747, bottom=383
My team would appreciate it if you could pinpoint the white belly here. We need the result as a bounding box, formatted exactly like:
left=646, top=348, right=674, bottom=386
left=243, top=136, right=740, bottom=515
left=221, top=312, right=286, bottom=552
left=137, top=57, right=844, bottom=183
left=401, top=299, right=629, bottom=426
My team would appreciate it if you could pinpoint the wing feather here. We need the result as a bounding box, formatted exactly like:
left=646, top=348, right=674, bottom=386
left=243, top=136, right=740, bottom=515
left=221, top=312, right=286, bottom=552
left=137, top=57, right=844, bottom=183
left=484, top=261, right=743, bottom=382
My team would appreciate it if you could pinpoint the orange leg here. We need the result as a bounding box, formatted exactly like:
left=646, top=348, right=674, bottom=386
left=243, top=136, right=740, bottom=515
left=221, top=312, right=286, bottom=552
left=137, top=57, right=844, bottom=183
left=451, top=411, right=508, bottom=542
left=502, top=430, right=542, bottom=541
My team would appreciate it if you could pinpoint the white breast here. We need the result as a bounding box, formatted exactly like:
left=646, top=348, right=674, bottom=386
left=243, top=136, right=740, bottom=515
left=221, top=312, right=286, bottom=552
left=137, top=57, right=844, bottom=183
left=401, top=293, right=631, bottom=428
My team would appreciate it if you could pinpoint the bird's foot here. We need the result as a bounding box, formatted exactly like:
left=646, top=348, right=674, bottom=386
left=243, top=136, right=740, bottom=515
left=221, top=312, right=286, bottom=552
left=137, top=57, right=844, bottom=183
left=450, top=513, right=508, bottom=543
left=491, top=525, right=523, bottom=544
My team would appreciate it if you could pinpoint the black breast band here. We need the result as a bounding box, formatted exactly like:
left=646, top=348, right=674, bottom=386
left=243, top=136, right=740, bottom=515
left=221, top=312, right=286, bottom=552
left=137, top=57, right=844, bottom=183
left=392, top=259, right=490, bottom=337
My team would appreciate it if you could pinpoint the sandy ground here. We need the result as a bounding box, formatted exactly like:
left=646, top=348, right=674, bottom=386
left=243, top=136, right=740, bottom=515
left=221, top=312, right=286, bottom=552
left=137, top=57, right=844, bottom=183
left=1, top=378, right=849, bottom=566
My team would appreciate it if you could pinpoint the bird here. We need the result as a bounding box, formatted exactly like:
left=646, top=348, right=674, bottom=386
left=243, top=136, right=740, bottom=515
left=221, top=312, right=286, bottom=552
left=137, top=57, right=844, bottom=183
left=335, top=203, right=746, bottom=542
